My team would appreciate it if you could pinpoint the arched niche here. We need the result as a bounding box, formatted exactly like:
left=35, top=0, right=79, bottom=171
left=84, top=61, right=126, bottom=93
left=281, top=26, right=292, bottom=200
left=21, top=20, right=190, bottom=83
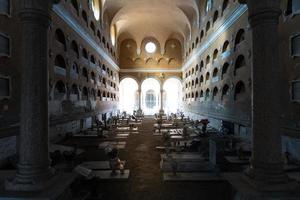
left=164, top=39, right=182, bottom=60
left=119, top=39, right=137, bottom=67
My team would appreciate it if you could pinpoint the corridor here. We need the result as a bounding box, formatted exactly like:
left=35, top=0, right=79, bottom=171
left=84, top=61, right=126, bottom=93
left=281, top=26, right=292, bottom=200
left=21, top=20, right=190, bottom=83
left=73, top=118, right=230, bottom=200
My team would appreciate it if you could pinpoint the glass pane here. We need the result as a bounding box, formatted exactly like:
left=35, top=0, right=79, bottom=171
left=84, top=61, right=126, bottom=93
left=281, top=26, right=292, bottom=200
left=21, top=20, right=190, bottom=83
left=0, top=0, right=9, bottom=14
left=291, top=34, right=300, bottom=56
left=292, top=81, right=300, bottom=100
left=0, top=77, right=9, bottom=97
left=0, top=34, right=9, bottom=55
left=145, top=90, right=156, bottom=109
left=293, top=0, right=300, bottom=13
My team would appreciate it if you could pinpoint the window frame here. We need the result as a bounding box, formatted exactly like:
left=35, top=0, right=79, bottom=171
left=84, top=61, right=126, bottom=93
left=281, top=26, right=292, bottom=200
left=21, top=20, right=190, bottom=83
left=290, top=80, right=300, bottom=103
left=290, top=32, right=300, bottom=58
left=0, top=75, right=11, bottom=99
left=0, top=32, right=11, bottom=57
left=0, top=0, right=11, bottom=17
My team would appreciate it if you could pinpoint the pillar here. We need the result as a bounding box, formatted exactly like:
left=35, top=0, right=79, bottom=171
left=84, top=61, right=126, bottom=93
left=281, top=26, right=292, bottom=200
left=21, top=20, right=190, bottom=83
left=244, top=0, right=294, bottom=191
left=5, top=0, right=55, bottom=191
left=159, top=89, right=164, bottom=115
left=137, top=89, right=141, bottom=111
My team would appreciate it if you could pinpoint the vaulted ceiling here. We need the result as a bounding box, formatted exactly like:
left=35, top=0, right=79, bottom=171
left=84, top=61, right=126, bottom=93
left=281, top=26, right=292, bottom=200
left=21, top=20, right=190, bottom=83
left=102, top=0, right=200, bottom=49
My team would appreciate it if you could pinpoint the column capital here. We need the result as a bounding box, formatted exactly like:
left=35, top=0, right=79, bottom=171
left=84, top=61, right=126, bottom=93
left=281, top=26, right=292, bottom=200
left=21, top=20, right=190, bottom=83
left=247, top=0, right=281, bottom=27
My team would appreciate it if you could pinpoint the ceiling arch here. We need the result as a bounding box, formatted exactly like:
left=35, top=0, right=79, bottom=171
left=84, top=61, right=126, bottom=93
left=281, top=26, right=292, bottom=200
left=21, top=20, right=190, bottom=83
left=103, top=0, right=199, bottom=50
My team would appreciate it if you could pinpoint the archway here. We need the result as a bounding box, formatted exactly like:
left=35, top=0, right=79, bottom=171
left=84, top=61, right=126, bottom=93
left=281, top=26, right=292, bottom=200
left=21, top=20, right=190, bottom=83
left=141, top=78, right=161, bottom=115
left=119, top=78, right=139, bottom=114
left=163, top=78, right=182, bottom=114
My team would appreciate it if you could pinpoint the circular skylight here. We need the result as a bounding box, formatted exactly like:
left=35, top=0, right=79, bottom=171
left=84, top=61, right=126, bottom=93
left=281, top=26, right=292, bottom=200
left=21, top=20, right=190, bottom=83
left=145, top=42, right=156, bottom=53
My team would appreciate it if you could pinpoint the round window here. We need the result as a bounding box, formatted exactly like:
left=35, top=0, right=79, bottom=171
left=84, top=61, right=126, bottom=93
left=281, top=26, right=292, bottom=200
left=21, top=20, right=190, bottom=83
left=145, top=42, right=156, bottom=53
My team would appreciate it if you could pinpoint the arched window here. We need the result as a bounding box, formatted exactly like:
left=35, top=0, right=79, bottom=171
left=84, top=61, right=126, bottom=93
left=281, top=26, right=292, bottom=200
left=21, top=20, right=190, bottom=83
left=82, top=87, right=88, bottom=100
left=205, top=72, right=210, bottom=82
left=234, top=81, right=246, bottom=100
left=206, top=21, right=211, bottom=33
left=200, top=90, right=204, bottom=98
left=71, top=62, right=79, bottom=75
left=82, top=48, right=88, bottom=59
left=222, top=62, right=229, bottom=79
left=192, top=43, right=195, bottom=49
left=92, top=0, right=100, bottom=21
left=82, top=67, right=88, bottom=82
left=111, top=25, right=116, bottom=46
left=192, top=68, right=195, bottom=74
left=235, top=29, right=245, bottom=49
left=71, top=41, right=79, bottom=58
left=234, top=55, right=246, bottom=75
left=91, top=71, right=96, bottom=82
left=97, top=30, right=101, bottom=40
left=200, top=60, right=204, bottom=71
left=222, top=0, right=229, bottom=13
left=200, top=30, right=204, bottom=42
left=90, top=89, right=96, bottom=100
left=196, top=78, right=199, bottom=85
left=213, top=10, right=219, bottom=24
left=54, top=81, right=66, bottom=100
left=196, top=37, right=199, bottom=46
left=55, top=29, right=66, bottom=50
left=213, top=68, right=218, bottom=77
left=205, top=89, right=210, bottom=100
left=196, top=64, right=199, bottom=72
left=71, top=0, right=79, bottom=12
left=70, top=84, right=79, bottom=101
left=222, top=84, right=230, bottom=100
left=102, top=36, right=106, bottom=45
left=145, top=89, right=156, bottom=109
left=97, top=90, right=101, bottom=99
left=213, top=49, right=218, bottom=61
left=206, top=55, right=210, bottom=65
left=196, top=91, right=199, bottom=99
left=90, top=21, right=95, bottom=34
left=192, top=80, right=194, bottom=86
left=55, top=55, right=66, bottom=69
left=222, top=40, right=229, bottom=53
left=200, top=75, right=204, bottom=84
left=212, top=87, right=218, bottom=100
left=90, top=55, right=95, bottom=64
left=205, top=0, right=213, bottom=13
left=82, top=10, right=88, bottom=25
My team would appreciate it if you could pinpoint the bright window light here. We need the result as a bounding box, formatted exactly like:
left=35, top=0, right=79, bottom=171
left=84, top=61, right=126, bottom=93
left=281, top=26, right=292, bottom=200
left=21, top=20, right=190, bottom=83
left=145, top=42, right=156, bottom=53
left=163, top=78, right=183, bottom=114
left=141, top=78, right=160, bottom=115
left=92, top=0, right=100, bottom=21
left=119, top=78, right=138, bottom=114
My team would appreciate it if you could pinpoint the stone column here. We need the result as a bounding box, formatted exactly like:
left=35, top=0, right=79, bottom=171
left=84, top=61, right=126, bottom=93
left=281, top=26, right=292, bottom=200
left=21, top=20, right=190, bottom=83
left=159, top=89, right=164, bottom=115
left=5, top=0, right=55, bottom=191
left=245, top=0, right=292, bottom=190
left=137, top=89, right=141, bottom=111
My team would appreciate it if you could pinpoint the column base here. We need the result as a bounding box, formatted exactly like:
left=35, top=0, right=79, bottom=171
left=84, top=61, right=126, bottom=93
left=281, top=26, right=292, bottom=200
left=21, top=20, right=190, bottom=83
left=5, top=166, right=56, bottom=192
left=243, top=161, right=298, bottom=192
left=159, top=109, right=164, bottom=115
left=224, top=172, right=300, bottom=200
left=1, top=171, right=76, bottom=200
left=243, top=171, right=299, bottom=192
